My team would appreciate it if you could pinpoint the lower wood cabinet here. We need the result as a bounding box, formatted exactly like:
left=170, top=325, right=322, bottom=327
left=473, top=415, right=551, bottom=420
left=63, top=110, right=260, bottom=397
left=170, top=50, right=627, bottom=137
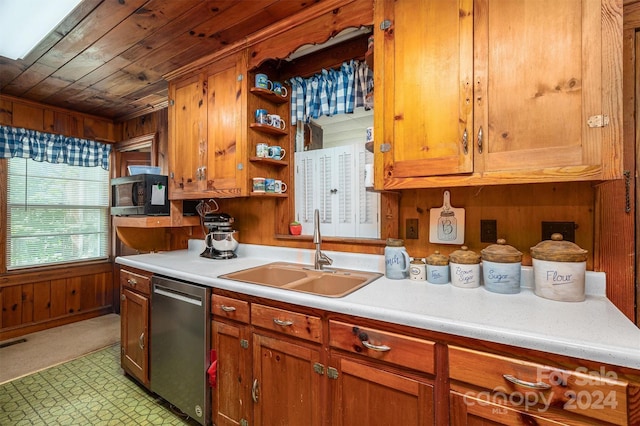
left=448, top=345, right=630, bottom=426
left=210, top=290, right=640, bottom=426
left=119, top=266, right=152, bottom=388
left=328, top=320, right=436, bottom=425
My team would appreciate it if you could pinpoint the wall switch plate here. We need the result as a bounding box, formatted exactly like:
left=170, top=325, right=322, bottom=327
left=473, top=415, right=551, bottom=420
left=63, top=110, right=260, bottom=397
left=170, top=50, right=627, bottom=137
left=406, top=218, right=419, bottom=239
left=480, top=219, right=497, bottom=243
left=541, top=221, right=576, bottom=242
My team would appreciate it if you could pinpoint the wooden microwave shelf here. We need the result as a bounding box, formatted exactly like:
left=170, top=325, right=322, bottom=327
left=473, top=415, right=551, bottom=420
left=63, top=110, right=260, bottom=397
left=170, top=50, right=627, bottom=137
left=112, top=215, right=200, bottom=228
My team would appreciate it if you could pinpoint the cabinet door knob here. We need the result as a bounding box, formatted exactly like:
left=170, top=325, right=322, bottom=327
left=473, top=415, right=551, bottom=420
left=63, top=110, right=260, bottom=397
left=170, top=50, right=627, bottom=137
left=127, top=278, right=137, bottom=286
left=462, top=128, right=469, bottom=154
left=138, top=332, right=145, bottom=350
left=477, top=126, right=483, bottom=154
left=252, top=379, right=260, bottom=403
left=220, top=305, right=236, bottom=312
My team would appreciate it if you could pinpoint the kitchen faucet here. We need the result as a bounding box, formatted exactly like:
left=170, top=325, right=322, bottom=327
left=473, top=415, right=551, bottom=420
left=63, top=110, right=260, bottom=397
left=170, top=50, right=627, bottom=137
left=313, top=209, right=333, bottom=270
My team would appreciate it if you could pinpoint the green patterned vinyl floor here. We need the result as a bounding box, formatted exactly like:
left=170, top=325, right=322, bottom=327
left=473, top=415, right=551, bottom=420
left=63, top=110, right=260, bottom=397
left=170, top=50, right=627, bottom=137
left=0, top=343, right=200, bottom=426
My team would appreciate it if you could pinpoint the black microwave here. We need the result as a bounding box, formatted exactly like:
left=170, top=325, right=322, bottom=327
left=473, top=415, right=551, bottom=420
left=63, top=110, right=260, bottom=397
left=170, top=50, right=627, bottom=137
left=110, top=174, right=170, bottom=216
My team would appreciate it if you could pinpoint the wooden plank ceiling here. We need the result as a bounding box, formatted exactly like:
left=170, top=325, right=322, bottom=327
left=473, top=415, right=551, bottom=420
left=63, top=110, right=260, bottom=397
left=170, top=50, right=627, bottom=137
left=0, top=0, right=325, bottom=121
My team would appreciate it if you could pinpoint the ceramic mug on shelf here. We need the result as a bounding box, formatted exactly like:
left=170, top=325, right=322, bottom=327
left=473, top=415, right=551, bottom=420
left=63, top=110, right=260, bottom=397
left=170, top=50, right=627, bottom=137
left=272, top=81, right=288, bottom=97
left=268, top=114, right=286, bottom=130
left=255, top=109, right=269, bottom=124
left=275, top=180, right=287, bottom=193
left=252, top=177, right=265, bottom=193
left=265, top=178, right=276, bottom=193
left=268, top=146, right=286, bottom=160
left=255, top=73, right=272, bottom=90
left=256, top=143, right=269, bottom=158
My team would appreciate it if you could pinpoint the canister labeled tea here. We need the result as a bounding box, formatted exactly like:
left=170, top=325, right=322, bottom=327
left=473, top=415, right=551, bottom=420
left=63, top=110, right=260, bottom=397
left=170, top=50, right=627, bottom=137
left=425, top=251, right=449, bottom=284
left=449, top=246, right=481, bottom=288
left=481, top=239, right=522, bottom=294
left=530, top=233, right=587, bottom=302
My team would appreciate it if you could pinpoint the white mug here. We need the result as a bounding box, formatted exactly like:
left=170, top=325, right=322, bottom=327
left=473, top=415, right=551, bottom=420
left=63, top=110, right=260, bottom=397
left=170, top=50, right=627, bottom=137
left=275, top=180, right=287, bottom=193
left=268, top=114, right=286, bottom=130
left=268, top=146, right=286, bottom=160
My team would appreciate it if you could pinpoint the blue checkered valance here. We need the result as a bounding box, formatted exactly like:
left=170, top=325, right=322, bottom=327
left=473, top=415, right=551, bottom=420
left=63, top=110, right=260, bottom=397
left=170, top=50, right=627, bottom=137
left=288, top=59, right=373, bottom=126
left=0, top=125, right=111, bottom=170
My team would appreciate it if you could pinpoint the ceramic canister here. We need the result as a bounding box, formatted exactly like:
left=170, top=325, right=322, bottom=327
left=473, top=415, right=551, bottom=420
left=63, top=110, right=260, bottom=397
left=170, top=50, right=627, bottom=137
left=384, top=238, right=410, bottom=280
left=409, top=258, right=426, bottom=281
left=530, top=233, right=588, bottom=302
left=425, top=250, right=449, bottom=284
left=449, top=246, right=481, bottom=288
left=480, top=239, right=523, bottom=294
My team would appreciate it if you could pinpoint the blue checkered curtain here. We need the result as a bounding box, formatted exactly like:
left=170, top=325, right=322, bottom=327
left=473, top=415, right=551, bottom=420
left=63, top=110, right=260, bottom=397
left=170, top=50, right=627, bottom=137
left=0, top=125, right=111, bottom=170
left=288, top=59, right=371, bottom=126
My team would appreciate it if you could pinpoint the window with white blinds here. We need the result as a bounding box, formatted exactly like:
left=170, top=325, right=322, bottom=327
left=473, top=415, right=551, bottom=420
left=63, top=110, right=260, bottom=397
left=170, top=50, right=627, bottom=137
left=7, top=157, right=110, bottom=270
left=295, top=144, right=379, bottom=238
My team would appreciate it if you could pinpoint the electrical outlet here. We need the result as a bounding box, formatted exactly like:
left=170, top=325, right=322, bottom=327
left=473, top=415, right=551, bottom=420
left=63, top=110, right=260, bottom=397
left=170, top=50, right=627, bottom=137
left=541, top=221, right=576, bottom=242
left=406, top=218, right=419, bottom=239
left=480, top=220, right=497, bottom=243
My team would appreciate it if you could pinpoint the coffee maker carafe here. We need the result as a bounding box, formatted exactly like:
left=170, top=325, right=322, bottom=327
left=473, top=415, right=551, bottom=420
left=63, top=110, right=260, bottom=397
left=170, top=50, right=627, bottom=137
left=200, top=213, right=239, bottom=259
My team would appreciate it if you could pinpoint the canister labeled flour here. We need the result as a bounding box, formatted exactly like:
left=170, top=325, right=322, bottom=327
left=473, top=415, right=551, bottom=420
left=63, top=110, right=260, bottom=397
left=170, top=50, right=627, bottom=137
left=530, top=233, right=588, bottom=302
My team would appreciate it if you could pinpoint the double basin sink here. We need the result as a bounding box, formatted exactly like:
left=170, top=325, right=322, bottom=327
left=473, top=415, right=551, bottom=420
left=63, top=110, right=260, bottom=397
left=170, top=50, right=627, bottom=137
left=219, top=262, right=382, bottom=297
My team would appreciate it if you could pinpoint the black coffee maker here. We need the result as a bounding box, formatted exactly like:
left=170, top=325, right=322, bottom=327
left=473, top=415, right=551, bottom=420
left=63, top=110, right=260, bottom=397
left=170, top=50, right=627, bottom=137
left=200, top=213, right=239, bottom=259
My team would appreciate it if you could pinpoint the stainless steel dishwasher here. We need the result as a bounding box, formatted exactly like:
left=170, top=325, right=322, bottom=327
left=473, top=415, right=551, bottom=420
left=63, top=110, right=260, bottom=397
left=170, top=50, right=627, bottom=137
left=150, top=275, right=211, bottom=426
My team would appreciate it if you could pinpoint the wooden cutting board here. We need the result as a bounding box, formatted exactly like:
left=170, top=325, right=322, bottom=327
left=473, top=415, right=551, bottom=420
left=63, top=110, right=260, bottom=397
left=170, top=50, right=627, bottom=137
left=429, top=190, right=465, bottom=244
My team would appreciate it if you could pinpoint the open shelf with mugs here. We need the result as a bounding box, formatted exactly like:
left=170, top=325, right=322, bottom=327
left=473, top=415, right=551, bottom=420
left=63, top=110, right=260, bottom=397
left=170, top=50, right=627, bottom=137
left=247, top=68, right=292, bottom=200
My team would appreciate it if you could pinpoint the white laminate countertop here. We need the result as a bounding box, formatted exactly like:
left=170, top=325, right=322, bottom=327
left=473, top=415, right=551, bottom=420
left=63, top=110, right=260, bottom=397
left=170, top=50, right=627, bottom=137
left=116, top=241, right=640, bottom=370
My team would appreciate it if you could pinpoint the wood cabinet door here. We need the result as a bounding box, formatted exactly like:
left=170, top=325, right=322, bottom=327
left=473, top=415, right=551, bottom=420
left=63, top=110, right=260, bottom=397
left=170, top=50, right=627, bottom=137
left=204, top=53, right=247, bottom=196
left=377, top=0, right=474, bottom=182
left=168, top=73, right=207, bottom=199
left=212, top=320, right=251, bottom=426
left=252, top=333, right=322, bottom=426
left=330, top=356, right=435, bottom=426
left=120, top=288, right=149, bottom=387
left=473, top=0, right=615, bottom=179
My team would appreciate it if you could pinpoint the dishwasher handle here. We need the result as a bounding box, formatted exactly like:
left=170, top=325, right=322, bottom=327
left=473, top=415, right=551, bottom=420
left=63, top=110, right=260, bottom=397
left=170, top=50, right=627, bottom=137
left=153, top=284, right=203, bottom=306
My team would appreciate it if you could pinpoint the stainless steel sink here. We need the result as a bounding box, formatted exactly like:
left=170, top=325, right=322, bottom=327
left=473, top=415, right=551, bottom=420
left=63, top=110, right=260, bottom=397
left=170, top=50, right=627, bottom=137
left=219, top=262, right=382, bottom=297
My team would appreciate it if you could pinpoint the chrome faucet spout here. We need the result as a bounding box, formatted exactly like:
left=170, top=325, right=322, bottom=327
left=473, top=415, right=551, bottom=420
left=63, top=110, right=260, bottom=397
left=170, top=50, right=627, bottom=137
left=313, top=209, right=332, bottom=270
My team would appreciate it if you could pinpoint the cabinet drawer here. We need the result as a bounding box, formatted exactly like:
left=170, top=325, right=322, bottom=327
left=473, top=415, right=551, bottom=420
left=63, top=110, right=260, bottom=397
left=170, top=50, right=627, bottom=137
left=211, top=294, right=249, bottom=324
left=329, top=320, right=435, bottom=375
left=120, top=269, right=151, bottom=295
left=251, top=304, right=322, bottom=343
left=448, top=346, right=629, bottom=425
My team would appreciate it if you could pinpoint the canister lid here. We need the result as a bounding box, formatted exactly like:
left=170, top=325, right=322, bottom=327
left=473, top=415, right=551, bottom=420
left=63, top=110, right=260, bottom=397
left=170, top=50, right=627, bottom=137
left=386, top=238, right=405, bottom=247
left=449, top=246, right=480, bottom=264
left=530, top=233, right=588, bottom=262
left=481, top=239, right=522, bottom=263
left=425, top=250, right=449, bottom=266
left=410, top=257, right=425, bottom=264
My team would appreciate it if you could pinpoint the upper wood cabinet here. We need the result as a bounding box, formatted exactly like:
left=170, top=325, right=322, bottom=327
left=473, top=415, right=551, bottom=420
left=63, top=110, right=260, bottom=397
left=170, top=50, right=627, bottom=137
left=168, top=53, right=247, bottom=199
left=373, top=0, right=623, bottom=190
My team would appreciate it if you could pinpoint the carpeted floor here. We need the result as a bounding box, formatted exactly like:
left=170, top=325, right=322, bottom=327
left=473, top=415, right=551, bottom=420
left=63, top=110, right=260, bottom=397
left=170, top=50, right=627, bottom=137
left=0, top=314, right=121, bottom=384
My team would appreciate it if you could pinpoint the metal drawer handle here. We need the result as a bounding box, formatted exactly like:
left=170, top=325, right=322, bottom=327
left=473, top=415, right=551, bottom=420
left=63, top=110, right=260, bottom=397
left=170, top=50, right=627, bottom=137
left=361, top=340, right=391, bottom=352
left=127, top=278, right=137, bottom=286
left=252, top=379, right=259, bottom=403
left=273, top=318, right=294, bottom=327
left=503, top=374, right=551, bottom=390
left=220, top=305, right=236, bottom=312
left=139, top=332, right=145, bottom=350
